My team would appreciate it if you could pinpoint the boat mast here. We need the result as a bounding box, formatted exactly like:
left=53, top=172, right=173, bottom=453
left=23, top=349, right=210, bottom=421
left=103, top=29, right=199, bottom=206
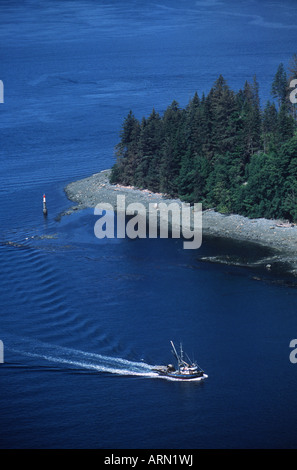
left=170, top=341, right=184, bottom=371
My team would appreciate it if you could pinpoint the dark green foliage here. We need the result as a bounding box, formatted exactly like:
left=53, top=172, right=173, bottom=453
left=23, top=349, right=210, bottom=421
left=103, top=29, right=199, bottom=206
left=277, top=103, right=295, bottom=144
left=110, top=59, right=297, bottom=222
left=110, top=110, right=141, bottom=186
left=262, top=101, right=278, bottom=153
left=271, top=63, right=288, bottom=108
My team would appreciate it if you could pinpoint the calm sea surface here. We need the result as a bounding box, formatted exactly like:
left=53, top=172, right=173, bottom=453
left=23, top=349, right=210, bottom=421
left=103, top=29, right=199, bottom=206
left=1, top=0, right=297, bottom=449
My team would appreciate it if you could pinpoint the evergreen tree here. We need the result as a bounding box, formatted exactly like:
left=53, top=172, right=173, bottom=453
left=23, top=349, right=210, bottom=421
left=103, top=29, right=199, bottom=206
left=271, top=63, right=288, bottom=109
left=206, top=75, right=238, bottom=157
left=137, top=109, right=164, bottom=191
left=277, top=102, right=295, bottom=145
left=159, top=101, right=185, bottom=195
left=185, top=92, right=203, bottom=154
left=110, top=110, right=140, bottom=185
left=240, top=78, right=261, bottom=160
left=262, top=101, right=278, bottom=153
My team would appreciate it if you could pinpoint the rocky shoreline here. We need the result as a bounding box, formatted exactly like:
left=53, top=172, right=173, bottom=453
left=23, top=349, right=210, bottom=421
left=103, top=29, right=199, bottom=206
left=63, top=169, right=297, bottom=273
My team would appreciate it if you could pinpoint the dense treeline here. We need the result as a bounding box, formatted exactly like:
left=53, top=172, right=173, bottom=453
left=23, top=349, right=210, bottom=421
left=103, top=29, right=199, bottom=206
left=110, top=55, right=297, bottom=221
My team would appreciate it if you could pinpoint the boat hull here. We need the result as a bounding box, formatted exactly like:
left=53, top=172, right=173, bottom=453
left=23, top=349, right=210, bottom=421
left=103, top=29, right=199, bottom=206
left=152, top=366, right=207, bottom=380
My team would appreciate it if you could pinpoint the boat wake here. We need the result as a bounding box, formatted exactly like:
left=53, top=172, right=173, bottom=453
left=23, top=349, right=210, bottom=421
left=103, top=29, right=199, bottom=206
left=4, top=335, right=207, bottom=381
left=5, top=335, right=157, bottom=378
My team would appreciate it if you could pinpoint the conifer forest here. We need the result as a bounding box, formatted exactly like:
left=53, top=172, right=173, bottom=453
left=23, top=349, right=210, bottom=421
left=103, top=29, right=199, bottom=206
left=111, top=56, right=297, bottom=222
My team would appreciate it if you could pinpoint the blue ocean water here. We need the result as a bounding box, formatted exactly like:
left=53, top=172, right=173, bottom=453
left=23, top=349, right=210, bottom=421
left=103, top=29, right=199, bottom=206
left=1, top=0, right=297, bottom=449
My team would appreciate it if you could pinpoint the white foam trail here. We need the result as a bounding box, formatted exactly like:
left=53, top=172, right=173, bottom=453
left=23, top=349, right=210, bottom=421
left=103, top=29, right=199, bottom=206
left=12, top=350, right=156, bottom=377
left=6, top=336, right=156, bottom=377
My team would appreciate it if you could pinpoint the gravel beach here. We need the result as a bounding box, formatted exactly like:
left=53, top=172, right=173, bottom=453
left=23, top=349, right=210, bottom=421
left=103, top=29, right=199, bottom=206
left=64, top=169, right=297, bottom=272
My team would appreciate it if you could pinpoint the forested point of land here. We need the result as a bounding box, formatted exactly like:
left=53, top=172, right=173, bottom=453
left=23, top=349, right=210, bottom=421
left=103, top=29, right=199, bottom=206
left=110, top=55, right=297, bottom=222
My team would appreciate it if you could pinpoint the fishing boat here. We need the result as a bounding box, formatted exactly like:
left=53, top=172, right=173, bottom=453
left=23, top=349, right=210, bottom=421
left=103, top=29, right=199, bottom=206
left=153, top=341, right=208, bottom=380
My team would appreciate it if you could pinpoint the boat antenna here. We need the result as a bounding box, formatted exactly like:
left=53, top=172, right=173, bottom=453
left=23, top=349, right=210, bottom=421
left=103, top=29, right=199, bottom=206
left=185, top=352, right=193, bottom=364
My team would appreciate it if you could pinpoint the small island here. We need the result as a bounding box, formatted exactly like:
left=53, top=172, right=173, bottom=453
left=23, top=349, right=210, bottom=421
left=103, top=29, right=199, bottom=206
left=65, top=57, right=297, bottom=272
